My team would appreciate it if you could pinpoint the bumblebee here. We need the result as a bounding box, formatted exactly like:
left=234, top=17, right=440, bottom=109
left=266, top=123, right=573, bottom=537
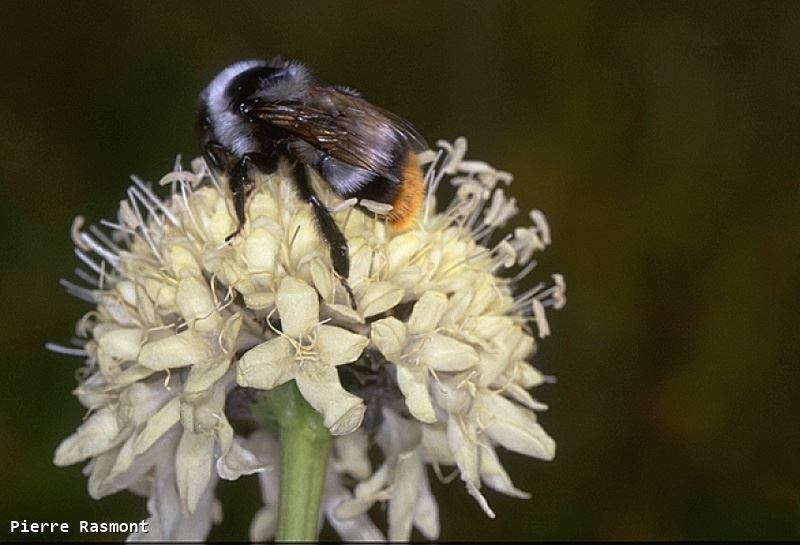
left=198, top=58, right=426, bottom=306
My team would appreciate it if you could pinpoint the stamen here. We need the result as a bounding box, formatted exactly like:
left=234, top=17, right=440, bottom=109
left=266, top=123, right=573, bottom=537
left=179, top=180, right=203, bottom=239
left=200, top=157, right=225, bottom=195
left=128, top=181, right=164, bottom=227
left=542, top=374, right=558, bottom=384
left=78, top=232, right=121, bottom=269
left=131, top=174, right=180, bottom=227
left=99, top=219, right=136, bottom=238
left=45, top=342, right=88, bottom=357
left=126, top=192, right=163, bottom=262
left=330, top=197, right=358, bottom=214
left=511, top=281, right=546, bottom=313
left=73, top=267, right=99, bottom=288
left=88, top=225, right=122, bottom=254
left=529, top=209, right=551, bottom=245
left=98, top=259, right=108, bottom=291
left=359, top=200, right=393, bottom=215
left=74, top=248, right=105, bottom=277
left=71, top=217, right=89, bottom=251
left=531, top=299, right=550, bottom=338
left=59, top=278, right=96, bottom=303
left=509, top=259, right=539, bottom=284
left=118, top=200, right=141, bottom=230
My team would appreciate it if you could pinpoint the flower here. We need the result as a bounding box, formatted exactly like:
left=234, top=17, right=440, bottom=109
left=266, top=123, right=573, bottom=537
left=50, top=137, right=565, bottom=541
left=237, top=275, right=369, bottom=435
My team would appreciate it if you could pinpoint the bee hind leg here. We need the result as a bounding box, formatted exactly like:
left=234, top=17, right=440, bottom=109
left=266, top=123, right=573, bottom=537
left=292, top=163, right=357, bottom=310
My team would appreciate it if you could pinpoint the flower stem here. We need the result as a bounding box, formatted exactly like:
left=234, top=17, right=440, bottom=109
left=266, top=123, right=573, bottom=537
left=258, top=381, right=332, bottom=542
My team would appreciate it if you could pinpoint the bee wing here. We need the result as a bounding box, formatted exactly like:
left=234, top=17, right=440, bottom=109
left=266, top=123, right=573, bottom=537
left=244, top=87, right=426, bottom=182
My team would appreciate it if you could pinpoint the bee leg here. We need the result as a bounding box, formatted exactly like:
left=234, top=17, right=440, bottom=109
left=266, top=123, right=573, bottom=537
left=224, top=157, right=253, bottom=243
left=200, top=142, right=247, bottom=242
left=203, top=141, right=233, bottom=173
left=222, top=153, right=279, bottom=243
left=292, top=163, right=357, bottom=310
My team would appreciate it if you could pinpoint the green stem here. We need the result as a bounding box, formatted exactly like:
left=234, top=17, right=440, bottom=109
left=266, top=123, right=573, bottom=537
left=256, top=381, right=332, bottom=542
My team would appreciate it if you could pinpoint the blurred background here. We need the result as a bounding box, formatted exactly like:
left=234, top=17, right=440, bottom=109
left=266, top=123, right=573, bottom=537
left=1, top=0, right=799, bottom=541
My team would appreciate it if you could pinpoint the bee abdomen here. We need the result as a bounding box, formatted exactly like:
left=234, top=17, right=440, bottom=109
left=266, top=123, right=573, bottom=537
left=387, top=151, right=424, bottom=229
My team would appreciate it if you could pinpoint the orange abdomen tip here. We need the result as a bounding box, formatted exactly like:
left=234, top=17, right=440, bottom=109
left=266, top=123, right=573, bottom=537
left=388, top=151, right=424, bottom=229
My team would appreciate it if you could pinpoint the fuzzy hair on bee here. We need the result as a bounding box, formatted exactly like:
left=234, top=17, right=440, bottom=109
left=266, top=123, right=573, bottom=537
left=198, top=57, right=427, bottom=308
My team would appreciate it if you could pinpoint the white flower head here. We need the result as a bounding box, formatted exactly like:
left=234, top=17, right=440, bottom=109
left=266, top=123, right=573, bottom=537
left=51, top=138, right=565, bottom=541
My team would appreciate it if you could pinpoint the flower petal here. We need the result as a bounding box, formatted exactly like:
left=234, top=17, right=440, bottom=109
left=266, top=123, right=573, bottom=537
left=167, top=244, right=202, bottom=277
left=324, top=471, right=387, bottom=542
left=386, top=231, right=424, bottom=275
left=408, top=291, right=448, bottom=334
left=317, top=325, right=369, bottom=367
left=103, top=436, right=138, bottom=488
left=236, top=337, right=295, bottom=390
left=482, top=393, right=556, bottom=460
left=516, top=361, right=546, bottom=388
left=110, top=364, right=157, bottom=388
left=175, top=428, right=215, bottom=515
left=358, top=281, right=404, bottom=318
left=321, top=302, right=365, bottom=325
left=332, top=429, right=372, bottom=481
left=295, top=368, right=365, bottom=435
left=134, top=445, right=217, bottom=541
left=176, top=275, right=221, bottom=333
left=276, top=276, right=319, bottom=337
left=388, top=450, right=423, bottom=541
left=250, top=434, right=281, bottom=542
left=286, top=208, right=324, bottom=266
left=216, top=424, right=269, bottom=480
left=86, top=449, right=118, bottom=499
left=413, top=466, right=440, bottom=539
left=243, top=291, right=275, bottom=311
left=480, top=443, right=531, bottom=499
left=370, top=317, right=407, bottom=361
left=309, top=257, right=335, bottom=303
left=500, top=382, right=549, bottom=411
left=473, top=329, right=524, bottom=386
left=54, top=408, right=124, bottom=466
left=219, top=313, right=243, bottom=354
left=96, top=328, right=143, bottom=361
left=139, top=330, right=212, bottom=371
left=352, top=462, right=391, bottom=504
left=419, top=333, right=478, bottom=372
left=249, top=506, right=277, bottom=543
left=447, top=418, right=495, bottom=518
left=244, top=227, right=279, bottom=272
left=420, top=425, right=455, bottom=465
left=395, top=364, right=437, bottom=423
left=185, top=358, right=231, bottom=398
left=134, top=397, right=181, bottom=455
left=94, top=429, right=174, bottom=500
left=209, top=196, right=236, bottom=244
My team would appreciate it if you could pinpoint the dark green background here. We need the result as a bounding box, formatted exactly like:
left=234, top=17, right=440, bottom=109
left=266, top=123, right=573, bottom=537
left=1, top=0, right=799, bottom=541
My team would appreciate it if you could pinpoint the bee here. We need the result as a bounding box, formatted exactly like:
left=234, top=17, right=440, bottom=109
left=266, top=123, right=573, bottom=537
left=198, top=58, right=427, bottom=307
